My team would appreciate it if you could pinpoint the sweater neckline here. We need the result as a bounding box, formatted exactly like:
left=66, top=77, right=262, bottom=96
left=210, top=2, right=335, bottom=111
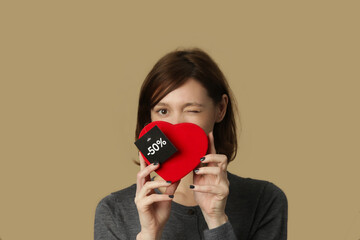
left=170, top=199, right=202, bottom=217
left=151, top=176, right=202, bottom=216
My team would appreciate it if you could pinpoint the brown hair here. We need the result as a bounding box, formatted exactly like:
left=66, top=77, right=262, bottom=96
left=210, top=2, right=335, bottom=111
left=135, top=48, right=239, bottom=163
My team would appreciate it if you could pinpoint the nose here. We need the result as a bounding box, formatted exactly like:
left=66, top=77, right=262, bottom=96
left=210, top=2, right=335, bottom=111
left=168, top=112, right=184, bottom=125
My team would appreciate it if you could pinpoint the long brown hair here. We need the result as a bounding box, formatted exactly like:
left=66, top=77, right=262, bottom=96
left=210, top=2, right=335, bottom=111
left=135, top=48, right=239, bottom=163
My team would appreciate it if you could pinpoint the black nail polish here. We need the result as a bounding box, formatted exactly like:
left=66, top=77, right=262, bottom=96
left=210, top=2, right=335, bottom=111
left=169, top=195, right=174, bottom=198
left=200, top=157, right=205, bottom=161
left=166, top=181, right=172, bottom=184
left=190, top=185, right=195, bottom=189
left=194, top=169, right=199, bottom=173
left=153, top=161, right=159, bottom=165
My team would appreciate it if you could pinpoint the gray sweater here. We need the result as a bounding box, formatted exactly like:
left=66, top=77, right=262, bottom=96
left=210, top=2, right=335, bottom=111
left=94, top=172, right=288, bottom=239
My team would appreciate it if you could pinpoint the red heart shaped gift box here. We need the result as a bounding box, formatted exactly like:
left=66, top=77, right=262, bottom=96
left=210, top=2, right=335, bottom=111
left=138, top=121, right=208, bottom=182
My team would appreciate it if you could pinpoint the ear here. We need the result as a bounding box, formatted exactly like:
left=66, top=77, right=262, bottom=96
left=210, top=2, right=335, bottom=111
left=215, top=94, right=228, bottom=123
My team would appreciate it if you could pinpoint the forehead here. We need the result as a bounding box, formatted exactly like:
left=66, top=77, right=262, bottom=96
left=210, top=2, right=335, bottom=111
left=156, top=78, right=212, bottom=106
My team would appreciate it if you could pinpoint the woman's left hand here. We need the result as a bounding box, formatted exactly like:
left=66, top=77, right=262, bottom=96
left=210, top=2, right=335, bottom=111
left=192, top=131, right=230, bottom=229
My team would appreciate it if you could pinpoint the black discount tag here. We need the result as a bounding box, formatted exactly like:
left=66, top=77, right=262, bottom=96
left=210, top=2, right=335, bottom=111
left=134, top=125, right=177, bottom=164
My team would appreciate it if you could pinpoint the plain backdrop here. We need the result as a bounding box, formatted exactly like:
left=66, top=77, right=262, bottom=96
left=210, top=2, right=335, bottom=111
left=1, top=1, right=359, bottom=240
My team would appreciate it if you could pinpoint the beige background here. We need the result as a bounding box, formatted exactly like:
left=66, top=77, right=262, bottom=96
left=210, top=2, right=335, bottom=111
left=1, top=1, right=359, bottom=239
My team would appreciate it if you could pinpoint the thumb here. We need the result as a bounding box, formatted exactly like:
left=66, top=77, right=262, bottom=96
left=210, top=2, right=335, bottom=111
left=138, top=152, right=147, bottom=170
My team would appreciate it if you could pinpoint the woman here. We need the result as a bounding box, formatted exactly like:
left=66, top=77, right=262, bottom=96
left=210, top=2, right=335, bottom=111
left=95, top=48, right=288, bottom=240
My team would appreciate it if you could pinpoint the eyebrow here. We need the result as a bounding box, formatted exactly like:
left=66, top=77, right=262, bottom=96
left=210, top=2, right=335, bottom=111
left=155, top=102, right=204, bottom=108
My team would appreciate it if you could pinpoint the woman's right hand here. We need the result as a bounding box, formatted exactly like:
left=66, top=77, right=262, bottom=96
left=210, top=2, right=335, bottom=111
left=135, top=153, right=180, bottom=240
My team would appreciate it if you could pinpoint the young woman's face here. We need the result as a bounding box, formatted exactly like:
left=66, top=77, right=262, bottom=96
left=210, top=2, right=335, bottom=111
left=151, top=78, right=227, bottom=134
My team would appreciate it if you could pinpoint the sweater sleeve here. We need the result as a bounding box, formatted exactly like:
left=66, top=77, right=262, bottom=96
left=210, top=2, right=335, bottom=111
left=251, top=182, right=288, bottom=240
left=203, top=221, right=238, bottom=240
left=94, top=197, right=122, bottom=240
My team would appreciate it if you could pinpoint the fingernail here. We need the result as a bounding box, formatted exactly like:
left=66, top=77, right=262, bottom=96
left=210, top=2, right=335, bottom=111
left=166, top=181, right=172, bottom=184
left=194, top=169, right=199, bottom=173
left=153, top=161, right=159, bottom=165
left=169, top=195, right=174, bottom=198
left=200, top=157, right=205, bottom=161
left=189, top=185, right=195, bottom=189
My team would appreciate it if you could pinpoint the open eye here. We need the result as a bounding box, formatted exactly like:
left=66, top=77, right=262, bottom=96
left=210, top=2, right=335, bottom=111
left=157, top=109, right=168, bottom=115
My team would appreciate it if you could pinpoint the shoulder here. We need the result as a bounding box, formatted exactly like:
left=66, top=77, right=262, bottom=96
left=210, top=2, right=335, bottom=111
left=94, top=184, right=141, bottom=238
left=111, top=184, right=137, bottom=202
left=226, top=171, right=287, bottom=208
left=226, top=173, right=288, bottom=239
left=95, top=184, right=137, bottom=215
left=225, top=172, right=288, bottom=236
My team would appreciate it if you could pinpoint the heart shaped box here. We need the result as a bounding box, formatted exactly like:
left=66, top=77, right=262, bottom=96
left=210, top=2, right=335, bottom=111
left=138, top=121, right=208, bottom=182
